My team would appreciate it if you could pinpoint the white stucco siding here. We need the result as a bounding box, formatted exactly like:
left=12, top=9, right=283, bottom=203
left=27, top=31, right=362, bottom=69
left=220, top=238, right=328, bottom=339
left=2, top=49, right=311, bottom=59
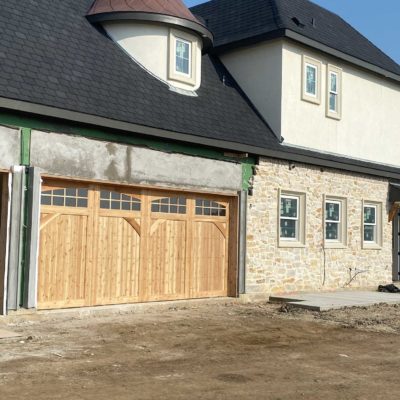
left=103, top=21, right=202, bottom=91
left=281, top=41, right=400, bottom=167
left=220, top=40, right=283, bottom=137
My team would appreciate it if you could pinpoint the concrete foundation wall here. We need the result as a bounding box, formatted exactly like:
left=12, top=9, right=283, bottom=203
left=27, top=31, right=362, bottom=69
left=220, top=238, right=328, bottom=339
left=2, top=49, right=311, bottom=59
left=0, top=126, right=20, bottom=170
left=247, top=157, right=392, bottom=294
left=30, top=130, right=242, bottom=192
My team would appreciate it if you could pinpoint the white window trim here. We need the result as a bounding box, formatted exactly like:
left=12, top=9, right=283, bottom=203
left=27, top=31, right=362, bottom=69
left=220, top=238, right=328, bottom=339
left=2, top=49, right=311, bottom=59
left=326, top=64, right=342, bottom=120
left=278, top=189, right=306, bottom=248
left=168, top=29, right=198, bottom=86
left=323, top=195, right=348, bottom=249
left=362, top=200, right=383, bottom=250
left=302, top=55, right=321, bottom=105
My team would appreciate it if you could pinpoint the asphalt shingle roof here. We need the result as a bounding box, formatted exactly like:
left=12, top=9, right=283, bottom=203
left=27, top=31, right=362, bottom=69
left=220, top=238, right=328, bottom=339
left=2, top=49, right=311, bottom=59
left=191, top=0, right=400, bottom=76
left=0, top=0, right=278, bottom=149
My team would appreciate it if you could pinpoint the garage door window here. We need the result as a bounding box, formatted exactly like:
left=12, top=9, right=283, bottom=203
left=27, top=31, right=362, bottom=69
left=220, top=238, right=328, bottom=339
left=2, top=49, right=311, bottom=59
left=195, top=199, right=226, bottom=217
left=41, top=188, right=88, bottom=208
left=100, top=190, right=141, bottom=211
left=152, top=197, right=187, bottom=214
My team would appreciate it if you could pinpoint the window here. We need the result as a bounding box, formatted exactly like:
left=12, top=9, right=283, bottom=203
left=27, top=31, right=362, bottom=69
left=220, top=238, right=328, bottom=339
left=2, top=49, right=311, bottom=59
left=302, top=56, right=321, bottom=104
left=326, top=65, right=342, bottom=119
left=100, top=190, right=141, bottom=211
left=306, top=64, right=317, bottom=96
left=279, top=190, right=306, bottom=247
left=175, top=38, right=191, bottom=76
left=151, top=197, right=187, bottom=214
left=363, top=201, right=382, bottom=248
left=168, top=29, right=198, bottom=86
left=195, top=199, right=226, bottom=217
left=324, top=196, right=347, bottom=248
left=41, top=188, right=88, bottom=208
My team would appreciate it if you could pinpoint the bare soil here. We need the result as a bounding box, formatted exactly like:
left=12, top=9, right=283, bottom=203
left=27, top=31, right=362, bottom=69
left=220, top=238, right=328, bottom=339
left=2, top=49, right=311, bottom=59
left=1, top=301, right=400, bottom=400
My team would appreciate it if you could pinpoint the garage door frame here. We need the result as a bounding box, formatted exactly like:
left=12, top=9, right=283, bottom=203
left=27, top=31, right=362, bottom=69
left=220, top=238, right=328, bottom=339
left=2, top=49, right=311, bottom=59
left=38, top=178, right=239, bottom=309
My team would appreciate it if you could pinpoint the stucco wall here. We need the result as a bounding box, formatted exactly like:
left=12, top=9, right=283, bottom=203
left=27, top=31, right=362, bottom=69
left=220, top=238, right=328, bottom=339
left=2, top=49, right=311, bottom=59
left=281, top=41, right=400, bottom=167
left=246, top=157, right=392, bottom=294
left=103, top=21, right=202, bottom=91
left=0, top=126, right=20, bottom=169
left=220, top=40, right=283, bottom=137
left=30, top=130, right=242, bottom=192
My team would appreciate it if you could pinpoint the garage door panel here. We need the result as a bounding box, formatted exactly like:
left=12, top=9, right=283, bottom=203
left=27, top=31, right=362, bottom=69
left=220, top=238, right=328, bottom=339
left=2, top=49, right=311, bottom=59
left=94, top=216, right=141, bottom=305
left=146, top=219, right=187, bottom=300
left=38, top=181, right=236, bottom=309
left=38, top=213, right=88, bottom=309
left=191, top=221, right=228, bottom=298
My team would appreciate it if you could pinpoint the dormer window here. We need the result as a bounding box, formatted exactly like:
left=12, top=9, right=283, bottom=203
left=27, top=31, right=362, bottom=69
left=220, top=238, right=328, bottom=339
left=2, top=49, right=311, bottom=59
left=169, top=29, right=198, bottom=86
left=175, top=38, right=191, bottom=76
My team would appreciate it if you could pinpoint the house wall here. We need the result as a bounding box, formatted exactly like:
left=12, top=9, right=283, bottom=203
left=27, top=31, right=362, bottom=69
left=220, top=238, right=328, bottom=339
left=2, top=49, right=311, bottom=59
left=0, top=126, right=21, bottom=170
left=220, top=40, right=283, bottom=137
left=246, top=157, right=392, bottom=294
left=281, top=40, right=400, bottom=168
left=103, top=21, right=202, bottom=91
left=30, top=130, right=242, bottom=192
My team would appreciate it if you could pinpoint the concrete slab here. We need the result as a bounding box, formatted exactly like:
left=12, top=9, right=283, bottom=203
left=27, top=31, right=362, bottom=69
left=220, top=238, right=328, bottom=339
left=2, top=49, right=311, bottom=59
left=270, top=291, right=400, bottom=311
left=0, top=329, right=22, bottom=340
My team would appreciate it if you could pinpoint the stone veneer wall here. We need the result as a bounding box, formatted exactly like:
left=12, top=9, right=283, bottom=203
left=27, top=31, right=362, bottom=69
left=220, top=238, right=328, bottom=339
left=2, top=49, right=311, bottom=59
left=246, top=157, right=392, bottom=294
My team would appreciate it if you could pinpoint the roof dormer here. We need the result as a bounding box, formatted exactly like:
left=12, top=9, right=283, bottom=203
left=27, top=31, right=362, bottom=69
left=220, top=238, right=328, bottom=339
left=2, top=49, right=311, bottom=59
left=87, top=0, right=213, bottom=93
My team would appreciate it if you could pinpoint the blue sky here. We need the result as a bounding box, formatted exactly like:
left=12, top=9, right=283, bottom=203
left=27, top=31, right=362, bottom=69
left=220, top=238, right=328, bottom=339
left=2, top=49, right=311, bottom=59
left=185, top=0, right=400, bottom=64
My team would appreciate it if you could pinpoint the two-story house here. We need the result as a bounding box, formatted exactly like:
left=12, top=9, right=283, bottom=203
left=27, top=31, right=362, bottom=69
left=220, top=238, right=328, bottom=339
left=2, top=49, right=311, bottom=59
left=0, top=0, right=399, bottom=314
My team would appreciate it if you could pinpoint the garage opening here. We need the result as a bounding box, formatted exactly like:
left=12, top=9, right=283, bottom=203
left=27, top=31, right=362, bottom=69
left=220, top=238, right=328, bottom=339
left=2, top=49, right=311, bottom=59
left=38, top=180, right=238, bottom=309
left=0, top=173, right=9, bottom=314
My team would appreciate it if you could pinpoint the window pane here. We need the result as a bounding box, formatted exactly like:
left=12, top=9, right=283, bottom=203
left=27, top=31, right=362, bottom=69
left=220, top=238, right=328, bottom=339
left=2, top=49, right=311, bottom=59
left=280, top=219, right=297, bottom=239
left=121, top=202, right=130, bottom=211
left=78, top=189, right=88, bottom=198
left=77, top=199, right=88, bottom=208
left=325, top=202, right=340, bottom=221
left=326, top=222, right=339, bottom=240
left=132, top=203, right=141, bottom=212
left=330, top=73, right=337, bottom=92
left=329, top=93, right=337, bottom=112
left=176, top=39, right=190, bottom=75
left=41, top=196, right=51, bottom=206
left=364, top=206, right=376, bottom=224
left=280, top=197, right=298, bottom=218
left=306, top=65, right=316, bottom=95
left=111, top=191, right=120, bottom=200
left=53, top=196, right=64, bottom=207
left=364, top=225, right=376, bottom=242
left=65, top=197, right=77, bottom=207
left=66, top=188, right=77, bottom=197
left=100, top=190, right=110, bottom=200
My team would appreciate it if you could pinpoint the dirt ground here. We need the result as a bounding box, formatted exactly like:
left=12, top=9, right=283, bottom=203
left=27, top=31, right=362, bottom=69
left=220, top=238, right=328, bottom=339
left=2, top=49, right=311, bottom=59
left=1, top=300, right=400, bottom=400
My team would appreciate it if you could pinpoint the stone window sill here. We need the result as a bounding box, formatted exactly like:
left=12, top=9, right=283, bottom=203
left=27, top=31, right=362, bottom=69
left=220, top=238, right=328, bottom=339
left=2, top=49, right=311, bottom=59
left=324, top=243, right=347, bottom=250
left=278, top=241, right=306, bottom=249
left=362, top=244, right=382, bottom=251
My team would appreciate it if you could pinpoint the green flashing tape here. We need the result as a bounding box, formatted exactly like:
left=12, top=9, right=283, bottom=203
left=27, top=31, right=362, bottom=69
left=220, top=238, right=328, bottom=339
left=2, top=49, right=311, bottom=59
left=20, top=127, right=31, bottom=166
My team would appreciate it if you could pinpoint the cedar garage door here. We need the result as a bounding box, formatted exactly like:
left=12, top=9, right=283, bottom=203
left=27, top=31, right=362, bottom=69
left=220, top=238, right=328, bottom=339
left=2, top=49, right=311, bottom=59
left=38, top=180, right=237, bottom=309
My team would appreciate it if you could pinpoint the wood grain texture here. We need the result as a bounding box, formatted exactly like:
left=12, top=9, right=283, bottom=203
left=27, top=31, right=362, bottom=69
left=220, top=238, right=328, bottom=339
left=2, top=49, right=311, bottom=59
left=38, top=181, right=237, bottom=310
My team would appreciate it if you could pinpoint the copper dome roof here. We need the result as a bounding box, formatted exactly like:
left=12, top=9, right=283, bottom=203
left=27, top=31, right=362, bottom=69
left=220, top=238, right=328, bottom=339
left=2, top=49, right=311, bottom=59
left=87, top=0, right=213, bottom=48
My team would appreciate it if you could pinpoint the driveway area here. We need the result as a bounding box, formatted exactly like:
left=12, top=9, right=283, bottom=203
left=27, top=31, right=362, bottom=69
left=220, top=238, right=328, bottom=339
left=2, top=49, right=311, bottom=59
left=0, top=301, right=399, bottom=400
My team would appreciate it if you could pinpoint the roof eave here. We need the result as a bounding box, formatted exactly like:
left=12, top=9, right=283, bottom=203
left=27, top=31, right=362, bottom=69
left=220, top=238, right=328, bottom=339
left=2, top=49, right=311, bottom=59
left=1, top=96, right=400, bottom=181
left=212, top=28, right=400, bottom=84
left=87, top=12, right=214, bottom=51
